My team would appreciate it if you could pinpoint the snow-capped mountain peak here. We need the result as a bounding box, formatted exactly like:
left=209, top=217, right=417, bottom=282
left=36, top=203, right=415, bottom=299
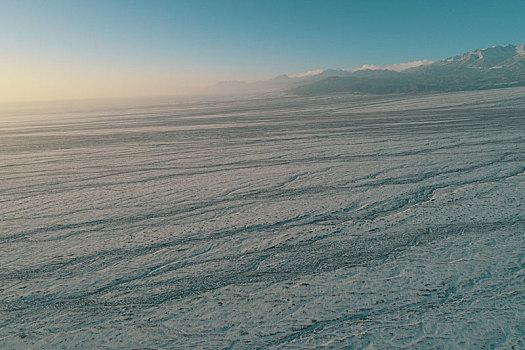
left=516, top=44, right=525, bottom=56
left=436, top=44, right=524, bottom=69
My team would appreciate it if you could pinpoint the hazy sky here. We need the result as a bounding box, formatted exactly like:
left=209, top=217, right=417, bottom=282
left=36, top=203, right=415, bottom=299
left=1, top=0, right=524, bottom=102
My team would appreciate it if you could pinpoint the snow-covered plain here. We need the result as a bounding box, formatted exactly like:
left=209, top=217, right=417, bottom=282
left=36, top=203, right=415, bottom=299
left=1, top=88, right=524, bottom=349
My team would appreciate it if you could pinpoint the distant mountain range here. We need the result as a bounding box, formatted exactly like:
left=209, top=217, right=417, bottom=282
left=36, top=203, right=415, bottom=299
left=205, top=69, right=355, bottom=95
left=207, top=44, right=525, bottom=95
left=293, top=44, right=525, bottom=95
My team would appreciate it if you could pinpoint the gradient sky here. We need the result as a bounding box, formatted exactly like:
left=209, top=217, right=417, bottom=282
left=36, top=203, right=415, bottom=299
left=1, top=0, right=524, bottom=102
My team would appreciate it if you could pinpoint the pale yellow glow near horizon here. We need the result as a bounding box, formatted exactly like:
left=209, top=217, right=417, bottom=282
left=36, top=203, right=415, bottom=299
left=0, top=58, right=214, bottom=104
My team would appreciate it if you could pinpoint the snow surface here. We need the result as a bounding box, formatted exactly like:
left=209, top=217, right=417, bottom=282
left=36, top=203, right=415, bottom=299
left=1, top=88, right=524, bottom=348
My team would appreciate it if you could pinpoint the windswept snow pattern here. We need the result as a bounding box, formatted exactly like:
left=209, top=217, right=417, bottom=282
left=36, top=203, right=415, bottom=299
left=1, top=88, right=524, bottom=349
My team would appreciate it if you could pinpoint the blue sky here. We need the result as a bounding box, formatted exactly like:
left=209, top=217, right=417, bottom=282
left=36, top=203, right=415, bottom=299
left=1, top=0, right=524, bottom=101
